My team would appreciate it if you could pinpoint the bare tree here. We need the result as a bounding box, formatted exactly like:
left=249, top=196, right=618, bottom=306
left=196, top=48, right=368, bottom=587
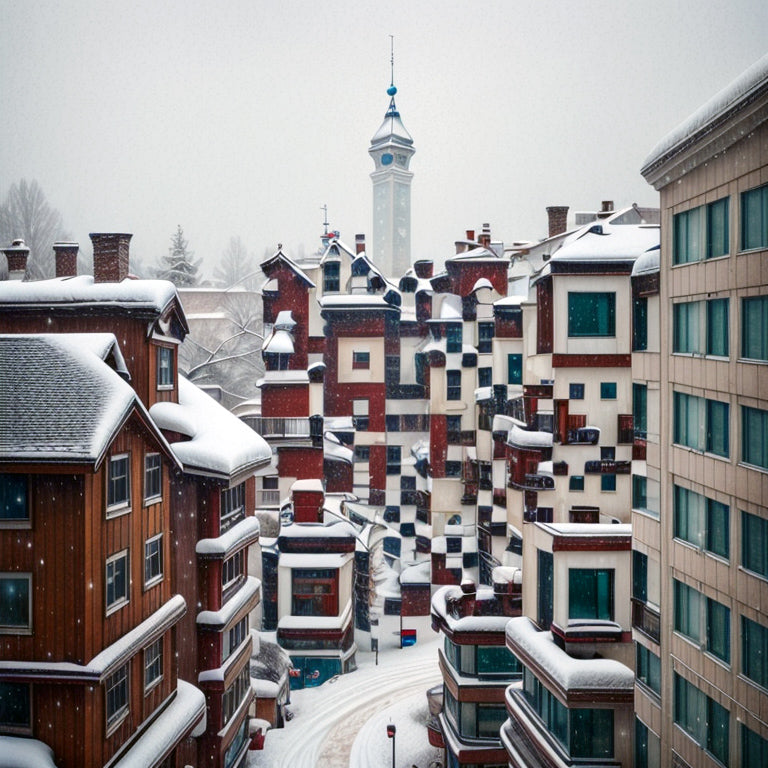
left=0, top=179, right=68, bottom=279
left=213, top=236, right=262, bottom=290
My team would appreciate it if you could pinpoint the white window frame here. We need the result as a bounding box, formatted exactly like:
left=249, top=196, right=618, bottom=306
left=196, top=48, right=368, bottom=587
left=105, top=664, right=129, bottom=730
left=106, top=549, right=129, bottom=615
left=143, top=453, right=162, bottom=503
left=156, top=345, right=174, bottom=389
left=143, top=637, right=163, bottom=692
left=144, top=534, right=164, bottom=589
left=107, top=454, right=131, bottom=516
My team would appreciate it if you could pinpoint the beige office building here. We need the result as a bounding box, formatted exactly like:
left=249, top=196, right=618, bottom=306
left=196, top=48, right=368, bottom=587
left=639, top=55, right=768, bottom=766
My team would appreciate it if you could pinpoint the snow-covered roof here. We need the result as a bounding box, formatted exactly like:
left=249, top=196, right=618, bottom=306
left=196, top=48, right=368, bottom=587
left=538, top=522, right=632, bottom=538
left=260, top=250, right=315, bottom=288
left=195, top=516, right=260, bottom=557
left=278, top=602, right=353, bottom=631
left=431, top=584, right=512, bottom=633
left=438, top=294, right=462, bottom=319
left=320, top=294, right=397, bottom=309
left=449, top=246, right=502, bottom=262
left=643, top=52, right=768, bottom=173
left=506, top=616, right=634, bottom=691
left=150, top=376, right=271, bottom=480
left=370, top=103, right=414, bottom=148
left=323, top=433, right=354, bottom=463
left=0, top=334, right=155, bottom=466
left=0, top=736, right=57, bottom=767
left=274, top=310, right=297, bottom=330
left=0, top=274, right=180, bottom=314
left=291, top=478, right=324, bottom=492
left=471, top=277, right=494, bottom=293
left=400, top=560, right=431, bottom=585
left=324, top=415, right=353, bottom=431
left=278, top=552, right=353, bottom=570
left=262, top=329, right=294, bottom=354
left=632, top=246, right=661, bottom=276
left=279, top=520, right=357, bottom=539
left=256, top=370, right=310, bottom=386
left=196, top=576, right=260, bottom=628
left=507, top=425, right=553, bottom=449
left=493, top=566, right=522, bottom=585
left=494, top=295, right=525, bottom=307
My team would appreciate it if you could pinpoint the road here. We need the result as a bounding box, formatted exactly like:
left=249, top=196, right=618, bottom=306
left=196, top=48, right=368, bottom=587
left=248, top=636, right=443, bottom=768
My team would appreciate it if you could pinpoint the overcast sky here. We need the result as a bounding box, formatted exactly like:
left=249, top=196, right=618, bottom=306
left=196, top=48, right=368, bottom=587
left=1, top=0, right=766, bottom=278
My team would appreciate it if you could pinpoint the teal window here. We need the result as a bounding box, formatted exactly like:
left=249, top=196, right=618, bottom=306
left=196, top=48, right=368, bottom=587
left=569, top=475, right=584, bottom=491
left=0, top=682, right=30, bottom=730
left=742, top=510, right=768, bottom=578
left=632, top=550, right=647, bottom=602
left=600, top=382, right=617, bottom=399
left=568, top=292, right=615, bottom=337
left=446, top=324, right=462, bottom=353
left=537, top=549, right=553, bottom=629
left=478, top=367, right=492, bottom=387
left=636, top=643, right=661, bottom=695
left=674, top=673, right=730, bottom=766
left=674, top=301, right=700, bottom=352
left=633, top=383, right=647, bottom=437
left=673, top=392, right=729, bottom=457
left=635, top=718, right=660, bottom=768
left=674, top=579, right=701, bottom=642
left=707, top=197, right=730, bottom=258
left=352, top=351, right=370, bottom=369
left=507, top=353, right=522, bottom=385
left=673, top=485, right=730, bottom=558
left=741, top=183, right=768, bottom=251
left=0, top=474, right=28, bottom=523
left=569, top=568, right=613, bottom=620
left=707, top=597, right=731, bottom=663
left=386, top=445, right=401, bottom=475
left=742, top=616, right=768, bottom=688
left=674, top=391, right=701, bottom=449
left=707, top=399, right=730, bottom=457
left=742, top=296, right=768, bottom=360
left=742, top=723, right=768, bottom=768
left=0, top=574, right=31, bottom=631
left=323, top=261, right=340, bottom=292
left=601, top=474, right=616, bottom=492
left=742, top=406, right=768, bottom=469
left=674, top=206, right=704, bottom=264
left=476, top=645, right=521, bottom=677
left=477, top=322, right=494, bottom=353
left=446, top=370, right=461, bottom=400
left=707, top=299, right=729, bottom=356
left=633, top=296, right=648, bottom=351
left=569, top=382, right=584, bottom=399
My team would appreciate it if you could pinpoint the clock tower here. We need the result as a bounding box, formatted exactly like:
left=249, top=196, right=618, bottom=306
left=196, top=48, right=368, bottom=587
left=369, top=80, right=415, bottom=279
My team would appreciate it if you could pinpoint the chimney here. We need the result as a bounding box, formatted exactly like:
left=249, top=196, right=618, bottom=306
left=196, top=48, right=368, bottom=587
left=546, top=206, right=569, bottom=238
left=413, top=260, right=433, bottom=279
left=90, top=233, right=132, bottom=283
left=2, top=239, right=30, bottom=281
left=479, top=223, right=491, bottom=248
left=53, top=242, right=79, bottom=278
left=459, top=579, right=477, bottom=617
left=465, top=229, right=475, bottom=242
left=355, top=234, right=366, bottom=254
left=597, top=200, right=614, bottom=219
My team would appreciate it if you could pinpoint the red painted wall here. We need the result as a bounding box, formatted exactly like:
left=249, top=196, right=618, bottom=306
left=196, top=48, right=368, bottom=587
left=278, top=446, right=323, bottom=480
left=261, top=384, right=310, bottom=417
left=430, top=414, right=448, bottom=478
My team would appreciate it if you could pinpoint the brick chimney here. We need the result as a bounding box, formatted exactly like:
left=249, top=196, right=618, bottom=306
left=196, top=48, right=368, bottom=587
left=2, top=239, right=30, bottom=280
left=413, top=260, right=433, bottom=279
left=355, top=234, right=366, bottom=254
left=90, top=233, right=132, bottom=283
left=465, top=229, right=475, bottom=241
left=597, top=200, right=614, bottom=219
left=479, top=223, right=491, bottom=248
left=53, top=242, right=79, bottom=278
left=546, top=206, right=569, bottom=238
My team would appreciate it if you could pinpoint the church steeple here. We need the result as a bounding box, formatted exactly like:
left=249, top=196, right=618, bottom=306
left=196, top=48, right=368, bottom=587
left=369, top=40, right=415, bottom=279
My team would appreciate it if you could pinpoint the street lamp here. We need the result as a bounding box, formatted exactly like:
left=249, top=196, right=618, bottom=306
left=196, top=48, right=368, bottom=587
left=386, top=723, right=396, bottom=768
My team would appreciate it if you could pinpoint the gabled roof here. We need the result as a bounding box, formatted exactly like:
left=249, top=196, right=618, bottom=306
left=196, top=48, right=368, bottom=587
left=0, top=334, right=171, bottom=466
left=260, top=250, right=315, bottom=288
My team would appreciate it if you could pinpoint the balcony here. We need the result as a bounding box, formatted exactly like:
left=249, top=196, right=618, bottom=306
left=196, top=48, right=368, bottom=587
left=492, top=488, right=507, bottom=507
left=566, top=426, right=600, bottom=445
left=508, top=473, right=555, bottom=492
left=255, top=489, right=280, bottom=508
left=631, top=598, right=660, bottom=643
left=584, top=460, right=631, bottom=474
left=244, top=416, right=311, bottom=440
left=633, top=435, right=647, bottom=461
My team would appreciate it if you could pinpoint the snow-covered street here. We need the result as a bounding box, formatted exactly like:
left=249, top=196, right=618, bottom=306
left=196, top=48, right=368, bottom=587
left=248, top=633, right=443, bottom=768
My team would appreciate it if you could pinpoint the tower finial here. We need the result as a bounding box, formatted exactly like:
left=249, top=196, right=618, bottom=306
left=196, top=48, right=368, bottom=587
left=390, top=35, right=394, bottom=88
left=321, top=204, right=329, bottom=235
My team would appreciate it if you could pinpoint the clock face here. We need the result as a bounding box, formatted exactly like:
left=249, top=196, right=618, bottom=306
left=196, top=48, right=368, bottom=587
left=381, top=152, right=394, bottom=166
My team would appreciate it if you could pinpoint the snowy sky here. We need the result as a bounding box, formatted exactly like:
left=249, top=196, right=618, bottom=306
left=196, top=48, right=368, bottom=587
left=1, top=0, right=766, bottom=277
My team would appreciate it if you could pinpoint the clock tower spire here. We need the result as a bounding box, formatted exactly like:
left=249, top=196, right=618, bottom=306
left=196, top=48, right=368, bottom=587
left=369, top=39, right=415, bottom=279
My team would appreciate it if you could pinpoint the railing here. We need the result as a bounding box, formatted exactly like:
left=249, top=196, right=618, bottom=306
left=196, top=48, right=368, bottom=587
left=244, top=416, right=311, bottom=439
left=584, top=460, right=632, bottom=474
left=509, top=474, right=555, bottom=491
left=631, top=598, right=660, bottom=643
left=255, top=489, right=280, bottom=507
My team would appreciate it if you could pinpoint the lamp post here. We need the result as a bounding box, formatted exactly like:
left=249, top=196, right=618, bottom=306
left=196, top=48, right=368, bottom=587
left=386, top=723, right=396, bottom=768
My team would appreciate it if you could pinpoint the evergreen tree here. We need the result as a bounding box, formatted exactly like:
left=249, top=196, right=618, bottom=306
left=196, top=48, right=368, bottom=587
left=158, top=225, right=201, bottom=286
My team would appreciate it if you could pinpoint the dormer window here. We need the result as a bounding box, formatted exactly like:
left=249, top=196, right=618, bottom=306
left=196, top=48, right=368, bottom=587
left=157, top=346, right=173, bottom=389
left=323, top=261, right=340, bottom=292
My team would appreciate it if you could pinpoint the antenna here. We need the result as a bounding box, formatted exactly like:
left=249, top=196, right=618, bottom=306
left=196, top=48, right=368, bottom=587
left=390, top=35, right=394, bottom=87
left=321, top=204, right=329, bottom=235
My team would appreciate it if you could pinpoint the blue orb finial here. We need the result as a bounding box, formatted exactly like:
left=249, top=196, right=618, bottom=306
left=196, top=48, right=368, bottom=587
left=387, top=85, right=397, bottom=97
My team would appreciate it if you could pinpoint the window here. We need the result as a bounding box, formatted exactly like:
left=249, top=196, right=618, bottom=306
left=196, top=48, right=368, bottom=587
left=707, top=597, right=731, bottom=663
left=0, top=474, right=28, bottom=525
left=0, top=574, right=31, bottom=633
left=674, top=673, right=729, bottom=765
left=478, top=367, right=492, bottom=387
left=569, top=475, right=584, bottom=491
left=673, top=392, right=729, bottom=457
left=352, top=351, right=370, bottom=369
left=674, top=200, right=730, bottom=263
left=569, top=383, right=584, bottom=400
left=507, top=354, right=522, bottom=385
left=223, top=665, right=251, bottom=726
left=157, top=346, right=173, bottom=388
left=742, top=296, right=768, bottom=360
left=569, top=569, right=614, bottom=620
left=477, top=322, right=493, bottom=353
left=633, top=296, right=648, bottom=351
left=742, top=723, right=768, bottom=768
left=144, top=535, right=163, bottom=587
left=445, top=461, right=461, bottom=477
left=537, top=549, right=553, bottom=630
left=352, top=399, right=369, bottom=431
left=674, top=299, right=729, bottom=356
left=600, top=382, right=617, bottom=400
left=674, top=579, right=730, bottom=662
left=674, top=301, right=700, bottom=352
left=633, top=384, right=647, bottom=438
left=633, top=550, right=648, bottom=603
left=354, top=445, right=370, bottom=461
left=635, top=718, right=661, bottom=768
left=446, top=370, right=461, bottom=400
left=323, top=261, right=340, bottom=292
left=221, top=482, right=246, bottom=533
left=741, top=183, right=768, bottom=251
left=601, top=474, right=616, bottom=492
left=222, top=550, right=244, bottom=591
left=144, top=454, right=162, bottom=502
left=446, top=324, right=462, bottom=353
left=674, top=579, right=701, bottom=641
left=144, top=638, right=163, bottom=690
left=674, top=485, right=730, bottom=558
left=107, top=454, right=130, bottom=512
left=568, top=292, right=615, bottom=337
left=106, top=550, right=129, bottom=612
left=292, top=569, right=338, bottom=616
left=106, top=665, right=129, bottom=727
left=636, top=643, right=661, bottom=695
left=742, top=616, right=768, bottom=689
left=224, top=616, right=248, bottom=661
left=742, top=510, right=768, bottom=578
left=225, top=717, right=250, bottom=768
left=742, top=406, right=768, bottom=469
left=386, top=445, right=401, bottom=475
left=386, top=414, right=400, bottom=431
left=0, top=682, right=30, bottom=731
left=708, top=197, right=730, bottom=258
left=707, top=299, right=729, bottom=356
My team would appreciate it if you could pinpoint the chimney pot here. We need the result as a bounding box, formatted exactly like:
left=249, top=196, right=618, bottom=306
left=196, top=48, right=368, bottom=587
left=479, top=224, right=491, bottom=248
left=546, top=206, right=569, bottom=238
left=90, top=233, right=132, bottom=283
left=2, top=238, right=30, bottom=280
left=53, top=242, right=79, bottom=278
left=466, top=230, right=475, bottom=241
left=355, top=234, right=366, bottom=254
